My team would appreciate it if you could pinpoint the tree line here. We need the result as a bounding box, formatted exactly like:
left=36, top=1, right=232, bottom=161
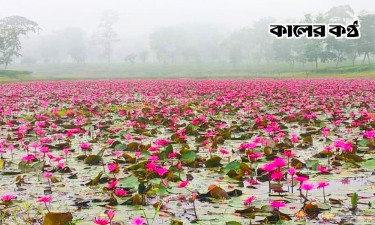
left=0, top=5, right=374, bottom=70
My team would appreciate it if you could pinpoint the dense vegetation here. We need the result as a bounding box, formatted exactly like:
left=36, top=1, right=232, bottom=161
left=1, top=79, right=375, bottom=224
left=0, top=5, right=374, bottom=77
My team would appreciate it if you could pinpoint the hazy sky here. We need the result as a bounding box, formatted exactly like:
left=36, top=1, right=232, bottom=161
left=0, top=0, right=373, bottom=36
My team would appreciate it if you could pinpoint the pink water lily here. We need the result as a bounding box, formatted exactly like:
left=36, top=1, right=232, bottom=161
left=318, top=181, right=330, bottom=202
left=273, top=158, right=286, bottom=168
left=42, top=172, right=53, bottom=179
left=270, top=200, right=286, bottom=209
left=37, top=195, right=52, bottom=212
left=301, top=183, right=314, bottom=199
left=271, top=171, right=283, bottom=181
left=80, top=143, right=91, bottom=149
left=37, top=196, right=52, bottom=203
left=106, top=210, right=115, bottom=221
left=94, top=217, right=110, bottom=225
left=114, top=188, right=127, bottom=197
left=22, top=154, right=35, bottom=163
left=243, top=196, right=255, bottom=207
left=131, top=216, right=146, bottom=225
left=156, top=167, right=169, bottom=176
left=107, top=163, right=119, bottom=173
left=0, top=79, right=374, bottom=223
left=1, top=194, right=15, bottom=202
left=107, top=179, right=118, bottom=189
left=177, top=179, right=189, bottom=188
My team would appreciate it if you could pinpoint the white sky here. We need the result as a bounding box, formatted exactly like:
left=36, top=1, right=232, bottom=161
left=0, top=0, right=373, bottom=36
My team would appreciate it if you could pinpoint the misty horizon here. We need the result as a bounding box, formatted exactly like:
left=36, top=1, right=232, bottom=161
left=1, top=0, right=373, bottom=36
left=0, top=0, right=374, bottom=79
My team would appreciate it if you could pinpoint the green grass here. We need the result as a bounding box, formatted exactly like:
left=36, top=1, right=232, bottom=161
left=0, top=70, right=32, bottom=76
left=278, top=70, right=375, bottom=78
left=314, top=64, right=375, bottom=74
left=2, top=61, right=375, bottom=82
left=0, top=70, right=35, bottom=82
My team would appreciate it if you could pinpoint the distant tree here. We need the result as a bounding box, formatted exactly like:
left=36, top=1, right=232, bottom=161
left=294, top=39, right=307, bottom=67
left=222, top=30, right=246, bottom=65
left=39, top=34, right=62, bottom=63
left=228, top=45, right=243, bottom=65
left=324, top=5, right=356, bottom=67
left=150, top=26, right=186, bottom=63
left=272, top=38, right=297, bottom=66
left=357, top=14, right=375, bottom=64
left=222, top=18, right=275, bottom=65
left=303, top=39, right=325, bottom=69
left=62, top=28, right=87, bottom=63
left=251, top=17, right=276, bottom=64
left=20, top=57, right=37, bottom=65
left=124, top=53, right=137, bottom=64
left=138, top=50, right=148, bottom=63
left=325, top=37, right=346, bottom=68
left=344, top=39, right=359, bottom=66
left=150, top=24, right=225, bottom=63
left=92, top=11, right=119, bottom=64
left=0, top=16, right=39, bottom=70
left=300, top=13, right=328, bottom=70
left=326, top=5, right=354, bottom=24
left=222, top=27, right=253, bottom=65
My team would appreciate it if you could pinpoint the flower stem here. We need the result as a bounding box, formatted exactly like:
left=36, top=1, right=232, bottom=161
left=268, top=173, right=271, bottom=193
left=192, top=200, right=198, bottom=220
left=44, top=202, right=50, bottom=213
left=291, top=176, right=294, bottom=193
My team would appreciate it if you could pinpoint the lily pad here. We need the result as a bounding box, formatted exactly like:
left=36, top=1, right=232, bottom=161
left=43, top=212, right=73, bottom=225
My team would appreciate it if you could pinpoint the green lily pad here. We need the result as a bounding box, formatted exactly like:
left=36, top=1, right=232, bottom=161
left=43, top=212, right=73, bottom=225
left=181, top=150, right=196, bottom=164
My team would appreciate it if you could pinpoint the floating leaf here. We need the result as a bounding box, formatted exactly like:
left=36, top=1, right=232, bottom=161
left=50, top=176, right=59, bottom=183
left=170, top=219, right=184, bottom=225
left=234, top=207, right=256, bottom=218
left=18, top=161, right=45, bottom=173
left=114, top=143, right=125, bottom=151
left=181, top=150, right=196, bottom=164
left=223, top=160, right=241, bottom=174
left=358, top=139, right=369, bottom=147
left=122, top=175, right=139, bottom=190
left=126, top=142, right=144, bottom=151
left=122, top=153, right=136, bottom=163
left=360, top=159, right=375, bottom=170
left=227, top=189, right=242, bottom=197
left=306, top=159, right=319, bottom=170
left=122, top=194, right=143, bottom=205
left=291, top=158, right=304, bottom=169
left=205, top=156, right=222, bottom=168
left=345, top=153, right=365, bottom=162
left=1, top=170, right=21, bottom=175
left=351, top=192, right=358, bottom=210
left=317, top=203, right=331, bottom=210
left=263, top=146, right=272, bottom=156
left=86, top=171, right=103, bottom=186
left=97, top=149, right=105, bottom=158
left=318, top=150, right=333, bottom=158
left=84, top=155, right=102, bottom=165
left=329, top=198, right=343, bottom=205
left=302, top=135, right=313, bottom=145
left=186, top=124, right=198, bottom=135
left=208, top=186, right=229, bottom=199
left=42, top=212, right=73, bottom=225
left=304, top=203, right=318, bottom=214
left=226, top=221, right=242, bottom=225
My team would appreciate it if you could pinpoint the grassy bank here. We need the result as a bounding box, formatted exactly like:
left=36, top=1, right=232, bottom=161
left=1, top=62, right=375, bottom=81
